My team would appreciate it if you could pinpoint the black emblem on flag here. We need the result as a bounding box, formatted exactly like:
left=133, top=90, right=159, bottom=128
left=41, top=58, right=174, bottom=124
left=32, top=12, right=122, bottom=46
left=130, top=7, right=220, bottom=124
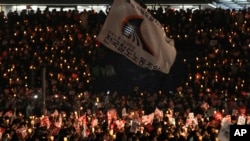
left=122, top=16, right=155, bottom=56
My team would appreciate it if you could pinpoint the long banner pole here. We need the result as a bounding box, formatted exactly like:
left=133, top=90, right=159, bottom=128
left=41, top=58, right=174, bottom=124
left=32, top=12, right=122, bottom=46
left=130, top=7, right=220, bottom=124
left=42, top=67, right=46, bottom=115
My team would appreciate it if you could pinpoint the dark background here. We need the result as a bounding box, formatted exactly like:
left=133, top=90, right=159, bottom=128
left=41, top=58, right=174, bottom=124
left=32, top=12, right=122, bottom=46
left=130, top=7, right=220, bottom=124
left=91, top=45, right=187, bottom=95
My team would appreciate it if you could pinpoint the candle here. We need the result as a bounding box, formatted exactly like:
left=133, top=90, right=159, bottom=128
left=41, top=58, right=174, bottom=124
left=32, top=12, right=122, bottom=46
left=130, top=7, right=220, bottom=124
left=141, top=128, right=143, bottom=134
left=50, top=136, right=54, bottom=141
left=199, top=136, right=202, bottom=140
left=31, top=120, right=34, bottom=127
left=164, top=121, right=167, bottom=125
left=75, top=111, right=78, bottom=119
left=28, top=128, right=32, bottom=134
left=6, top=119, right=9, bottom=125
left=214, top=129, right=219, bottom=134
left=109, top=129, right=113, bottom=135
left=158, top=127, right=162, bottom=134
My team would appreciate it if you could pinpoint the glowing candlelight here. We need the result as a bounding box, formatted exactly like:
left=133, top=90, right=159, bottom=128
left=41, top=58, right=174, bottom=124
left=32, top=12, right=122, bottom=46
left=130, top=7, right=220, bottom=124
left=199, top=136, right=202, bottom=140
left=6, top=119, right=9, bottom=125
left=140, top=128, right=144, bottom=134
left=31, top=119, right=34, bottom=127
left=75, top=111, right=78, bottom=118
left=214, top=129, right=219, bottom=134
left=28, top=128, right=32, bottom=134
left=164, top=121, right=167, bottom=125
left=50, top=136, right=54, bottom=141
left=109, top=129, right=113, bottom=135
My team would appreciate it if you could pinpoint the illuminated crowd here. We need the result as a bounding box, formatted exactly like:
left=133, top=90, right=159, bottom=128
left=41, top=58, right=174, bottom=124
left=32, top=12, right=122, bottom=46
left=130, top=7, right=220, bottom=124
left=0, top=4, right=249, bottom=141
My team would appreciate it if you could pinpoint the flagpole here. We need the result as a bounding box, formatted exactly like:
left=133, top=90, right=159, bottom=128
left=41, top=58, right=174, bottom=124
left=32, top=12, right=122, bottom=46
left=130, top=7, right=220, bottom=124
left=42, top=67, right=47, bottom=115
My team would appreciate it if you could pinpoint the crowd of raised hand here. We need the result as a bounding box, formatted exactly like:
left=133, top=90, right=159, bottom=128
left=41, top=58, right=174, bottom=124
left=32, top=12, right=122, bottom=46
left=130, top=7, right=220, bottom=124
left=0, top=5, right=249, bottom=141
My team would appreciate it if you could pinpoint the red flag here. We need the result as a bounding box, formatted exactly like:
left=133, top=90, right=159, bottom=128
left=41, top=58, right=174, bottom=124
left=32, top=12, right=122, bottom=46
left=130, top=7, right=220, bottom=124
left=241, top=91, right=248, bottom=96
left=4, top=111, right=13, bottom=118
left=91, top=118, right=98, bottom=127
left=73, top=122, right=80, bottom=133
left=115, top=120, right=126, bottom=130
left=141, top=113, right=154, bottom=125
left=144, top=124, right=154, bottom=133
left=71, top=73, right=78, bottom=79
left=16, top=126, right=28, bottom=139
left=107, top=109, right=117, bottom=121
left=0, top=127, right=5, bottom=140
left=78, top=115, right=87, bottom=126
left=74, top=114, right=87, bottom=133
left=55, top=114, right=62, bottom=128
left=52, top=114, right=62, bottom=135
left=40, top=116, right=51, bottom=129
left=213, top=112, right=223, bottom=121
left=239, top=105, right=247, bottom=116
left=53, top=110, right=59, bottom=117
left=50, top=125, right=61, bottom=136
left=154, top=108, right=163, bottom=120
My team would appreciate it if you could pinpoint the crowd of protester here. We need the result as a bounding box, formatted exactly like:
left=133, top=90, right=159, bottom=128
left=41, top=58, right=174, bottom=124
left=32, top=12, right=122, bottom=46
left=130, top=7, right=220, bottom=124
left=0, top=3, right=249, bottom=141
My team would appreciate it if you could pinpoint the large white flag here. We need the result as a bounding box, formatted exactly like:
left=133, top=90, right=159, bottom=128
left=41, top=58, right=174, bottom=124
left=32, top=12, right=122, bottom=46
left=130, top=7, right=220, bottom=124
left=97, top=0, right=176, bottom=73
